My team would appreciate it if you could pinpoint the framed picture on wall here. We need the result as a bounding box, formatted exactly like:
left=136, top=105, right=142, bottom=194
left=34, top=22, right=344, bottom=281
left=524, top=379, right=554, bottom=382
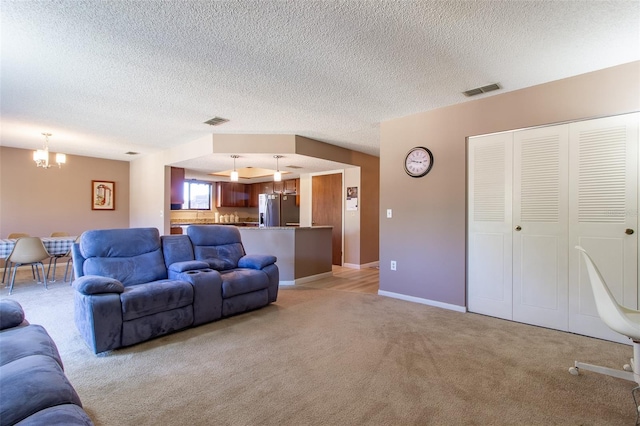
left=91, top=180, right=115, bottom=210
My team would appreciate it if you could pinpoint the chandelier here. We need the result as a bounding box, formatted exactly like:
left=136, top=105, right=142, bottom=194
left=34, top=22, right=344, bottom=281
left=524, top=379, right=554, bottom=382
left=33, top=133, right=66, bottom=168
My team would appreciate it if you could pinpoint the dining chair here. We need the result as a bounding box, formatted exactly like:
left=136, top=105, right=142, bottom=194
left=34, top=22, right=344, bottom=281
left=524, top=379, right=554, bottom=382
left=2, top=233, right=32, bottom=284
left=50, top=231, right=70, bottom=237
left=5, top=237, right=50, bottom=294
left=46, top=232, right=71, bottom=281
left=570, top=246, right=640, bottom=420
left=59, top=235, right=81, bottom=283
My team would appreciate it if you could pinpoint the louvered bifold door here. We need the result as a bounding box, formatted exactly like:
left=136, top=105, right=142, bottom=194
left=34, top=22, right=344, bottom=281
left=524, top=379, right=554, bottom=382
left=512, top=125, right=569, bottom=330
left=568, top=112, right=639, bottom=344
left=468, top=132, right=513, bottom=320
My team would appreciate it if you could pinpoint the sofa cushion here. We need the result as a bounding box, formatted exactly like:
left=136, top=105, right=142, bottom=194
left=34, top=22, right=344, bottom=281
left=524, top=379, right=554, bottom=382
left=120, top=280, right=194, bottom=321
left=0, top=325, right=63, bottom=368
left=0, top=355, right=82, bottom=426
left=0, top=299, right=25, bottom=330
left=79, top=228, right=168, bottom=285
left=83, top=250, right=168, bottom=287
left=14, top=404, right=94, bottom=426
left=194, top=244, right=245, bottom=271
left=220, top=269, right=269, bottom=298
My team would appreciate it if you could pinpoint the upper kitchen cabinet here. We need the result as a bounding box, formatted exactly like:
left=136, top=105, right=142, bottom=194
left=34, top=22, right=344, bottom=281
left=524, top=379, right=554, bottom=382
left=284, top=179, right=297, bottom=194
left=256, top=182, right=274, bottom=194
left=170, top=167, right=185, bottom=206
left=273, top=181, right=284, bottom=193
left=216, top=182, right=248, bottom=208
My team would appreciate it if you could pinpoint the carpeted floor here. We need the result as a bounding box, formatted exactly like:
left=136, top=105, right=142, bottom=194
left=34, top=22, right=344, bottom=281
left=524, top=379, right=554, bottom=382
left=2, top=279, right=637, bottom=425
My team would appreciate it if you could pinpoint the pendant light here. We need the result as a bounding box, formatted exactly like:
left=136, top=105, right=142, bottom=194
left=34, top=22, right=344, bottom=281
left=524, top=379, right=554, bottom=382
left=230, top=155, right=239, bottom=182
left=273, top=155, right=282, bottom=182
left=34, top=133, right=66, bottom=169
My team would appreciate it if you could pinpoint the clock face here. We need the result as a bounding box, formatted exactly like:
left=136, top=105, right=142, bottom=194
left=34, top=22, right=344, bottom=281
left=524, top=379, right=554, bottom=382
left=404, top=147, right=433, bottom=177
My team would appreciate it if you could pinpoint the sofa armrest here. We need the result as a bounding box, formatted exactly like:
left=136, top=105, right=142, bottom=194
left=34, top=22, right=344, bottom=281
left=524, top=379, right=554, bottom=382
left=177, top=269, right=223, bottom=325
left=0, top=299, right=26, bottom=330
left=168, top=260, right=210, bottom=273
left=72, top=275, right=124, bottom=295
left=238, top=254, right=277, bottom=270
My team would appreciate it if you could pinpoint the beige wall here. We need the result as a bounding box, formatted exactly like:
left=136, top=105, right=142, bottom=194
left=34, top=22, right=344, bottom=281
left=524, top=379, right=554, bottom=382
left=0, top=146, right=129, bottom=238
left=379, top=61, right=640, bottom=308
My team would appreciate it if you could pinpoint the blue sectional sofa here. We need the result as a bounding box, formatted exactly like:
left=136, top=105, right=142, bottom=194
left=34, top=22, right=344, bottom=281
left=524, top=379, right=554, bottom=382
left=0, top=299, right=93, bottom=425
left=71, top=226, right=278, bottom=354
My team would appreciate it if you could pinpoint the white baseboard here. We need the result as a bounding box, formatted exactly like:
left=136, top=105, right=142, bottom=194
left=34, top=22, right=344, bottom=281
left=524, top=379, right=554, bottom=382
left=279, top=271, right=334, bottom=286
left=343, top=261, right=379, bottom=270
left=377, top=290, right=467, bottom=313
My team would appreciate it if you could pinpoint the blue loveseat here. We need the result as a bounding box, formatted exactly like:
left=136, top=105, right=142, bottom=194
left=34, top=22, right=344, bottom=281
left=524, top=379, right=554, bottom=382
left=0, top=299, right=93, bottom=425
left=71, top=227, right=278, bottom=354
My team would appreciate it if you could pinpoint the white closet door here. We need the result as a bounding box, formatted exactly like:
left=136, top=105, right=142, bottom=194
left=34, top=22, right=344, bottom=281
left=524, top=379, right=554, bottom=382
left=468, top=132, right=513, bottom=320
left=568, top=112, right=639, bottom=344
left=512, top=125, right=569, bottom=330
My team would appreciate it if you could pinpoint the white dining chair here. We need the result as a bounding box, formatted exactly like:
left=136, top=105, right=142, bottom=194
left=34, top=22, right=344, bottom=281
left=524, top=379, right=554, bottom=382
left=5, top=237, right=50, bottom=294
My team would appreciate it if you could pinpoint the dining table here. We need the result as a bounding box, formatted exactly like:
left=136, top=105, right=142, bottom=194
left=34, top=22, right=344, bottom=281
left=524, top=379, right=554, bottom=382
left=0, top=236, right=78, bottom=259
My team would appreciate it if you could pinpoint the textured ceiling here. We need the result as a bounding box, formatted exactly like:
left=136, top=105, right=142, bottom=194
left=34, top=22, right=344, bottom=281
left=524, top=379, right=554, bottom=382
left=1, top=1, right=638, bottom=172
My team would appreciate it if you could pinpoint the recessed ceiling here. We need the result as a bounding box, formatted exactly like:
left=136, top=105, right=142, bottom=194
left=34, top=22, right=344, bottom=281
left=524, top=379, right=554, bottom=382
left=0, top=1, right=638, bottom=174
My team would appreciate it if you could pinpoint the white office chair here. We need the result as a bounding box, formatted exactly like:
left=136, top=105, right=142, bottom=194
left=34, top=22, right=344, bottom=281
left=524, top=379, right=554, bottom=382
left=571, top=246, right=640, bottom=419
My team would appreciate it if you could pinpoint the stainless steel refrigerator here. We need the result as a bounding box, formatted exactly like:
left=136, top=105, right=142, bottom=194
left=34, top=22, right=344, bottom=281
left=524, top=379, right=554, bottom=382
left=258, top=193, right=299, bottom=227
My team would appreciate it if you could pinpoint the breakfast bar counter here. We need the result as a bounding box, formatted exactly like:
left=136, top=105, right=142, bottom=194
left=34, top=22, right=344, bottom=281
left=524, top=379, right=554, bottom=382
left=238, top=226, right=333, bottom=285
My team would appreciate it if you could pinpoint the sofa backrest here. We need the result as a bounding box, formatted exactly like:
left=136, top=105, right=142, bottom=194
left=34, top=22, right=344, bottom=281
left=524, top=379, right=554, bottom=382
left=161, top=235, right=195, bottom=266
left=77, top=228, right=167, bottom=286
left=187, top=225, right=246, bottom=270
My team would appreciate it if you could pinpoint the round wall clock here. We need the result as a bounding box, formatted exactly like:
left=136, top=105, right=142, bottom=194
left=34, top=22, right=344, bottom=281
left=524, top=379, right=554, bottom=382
left=404, top=146, right=434, bottom=178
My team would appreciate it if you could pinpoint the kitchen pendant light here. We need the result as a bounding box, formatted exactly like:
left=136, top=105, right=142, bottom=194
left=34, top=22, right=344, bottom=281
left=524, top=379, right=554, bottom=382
left=230, top=155, right=239, bottom=182
left=33, top=133, right=66, bottom=169
left=273, top=155, right=282, bottom=182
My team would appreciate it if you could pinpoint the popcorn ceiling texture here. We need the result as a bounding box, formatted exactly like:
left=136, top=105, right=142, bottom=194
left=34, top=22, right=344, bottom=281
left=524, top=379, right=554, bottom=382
left=0, top=1, right=638, bottom=161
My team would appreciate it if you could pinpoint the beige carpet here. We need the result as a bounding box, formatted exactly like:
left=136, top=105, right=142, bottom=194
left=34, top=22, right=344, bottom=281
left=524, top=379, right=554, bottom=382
left=2, top=279, right=637, bottom=425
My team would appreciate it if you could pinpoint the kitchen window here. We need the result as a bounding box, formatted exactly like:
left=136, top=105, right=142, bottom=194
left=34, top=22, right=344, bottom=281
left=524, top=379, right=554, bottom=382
left=182, top=181, right=212, bottom=210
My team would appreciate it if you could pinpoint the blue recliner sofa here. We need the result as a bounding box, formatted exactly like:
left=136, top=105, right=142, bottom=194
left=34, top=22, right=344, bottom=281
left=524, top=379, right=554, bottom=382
left=0, top=299, right=94, bottom=425
left=72, top=227, right=278, bottom=354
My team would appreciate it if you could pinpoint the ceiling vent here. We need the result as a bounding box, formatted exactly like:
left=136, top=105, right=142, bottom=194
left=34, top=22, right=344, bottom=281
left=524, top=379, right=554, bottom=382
left=462, top=83, right=501, bottom=97
left=204, top=116, right=230, bottom=126
left=125, top=151, right=139, bottom=155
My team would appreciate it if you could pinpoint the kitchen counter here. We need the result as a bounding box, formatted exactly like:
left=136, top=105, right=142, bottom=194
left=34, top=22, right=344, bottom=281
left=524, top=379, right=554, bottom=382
left=238, top=226, right=333, bottom=285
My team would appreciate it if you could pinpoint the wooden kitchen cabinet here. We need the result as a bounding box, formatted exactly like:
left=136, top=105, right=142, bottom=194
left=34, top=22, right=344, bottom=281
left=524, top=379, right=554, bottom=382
left=256, top=182, right=274, bottom=194
left=170, top=167, right=185, bottom=205
left=216, top=182, right=248, bottom=208
left=284, top=179, right=297, bottom=194
left=248, top=183, right=260, bottom=207
left=273, top=181, right=284, bottom=193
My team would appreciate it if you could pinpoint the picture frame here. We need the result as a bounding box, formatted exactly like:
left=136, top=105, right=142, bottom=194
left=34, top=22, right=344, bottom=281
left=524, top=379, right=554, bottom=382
left=91, top=180, right=115, bottom=210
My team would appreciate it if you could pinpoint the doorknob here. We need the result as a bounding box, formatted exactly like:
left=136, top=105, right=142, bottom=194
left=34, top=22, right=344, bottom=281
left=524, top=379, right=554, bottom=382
left=515, top=226, right=522, bottom=231
left=626, top=228, right=635, bottom=235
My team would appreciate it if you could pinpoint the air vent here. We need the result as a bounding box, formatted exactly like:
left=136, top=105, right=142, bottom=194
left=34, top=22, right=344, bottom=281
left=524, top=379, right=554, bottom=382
left=125, top=151, right=139, bottom=155
left=286, top=165, right=303, bottom=169
left=463, top=83, right=501, bottom=97
left=204, top=116, right=229, bottom=126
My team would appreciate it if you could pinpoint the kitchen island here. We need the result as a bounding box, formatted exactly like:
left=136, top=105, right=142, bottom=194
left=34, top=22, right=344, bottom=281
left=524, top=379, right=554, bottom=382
left=238, top=226, right=333, bottom=285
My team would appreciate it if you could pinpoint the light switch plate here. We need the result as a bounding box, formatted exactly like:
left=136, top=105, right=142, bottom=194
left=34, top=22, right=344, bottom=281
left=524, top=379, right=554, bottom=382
left=386, top=209, right=392, bottom=218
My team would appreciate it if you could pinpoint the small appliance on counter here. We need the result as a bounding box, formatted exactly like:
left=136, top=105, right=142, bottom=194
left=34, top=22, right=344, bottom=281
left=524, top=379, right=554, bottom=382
left=259, top=193, right=299, bottom=227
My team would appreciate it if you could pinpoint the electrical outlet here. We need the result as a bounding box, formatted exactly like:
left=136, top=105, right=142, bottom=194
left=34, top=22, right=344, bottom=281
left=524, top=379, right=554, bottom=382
left=390, top=260, right=397, bottom=271
left=387, top=209, right=392, bottom=218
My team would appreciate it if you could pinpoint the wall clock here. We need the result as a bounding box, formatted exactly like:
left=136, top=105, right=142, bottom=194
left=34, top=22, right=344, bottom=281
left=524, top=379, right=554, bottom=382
left=404, top=146, right=433, bottom=178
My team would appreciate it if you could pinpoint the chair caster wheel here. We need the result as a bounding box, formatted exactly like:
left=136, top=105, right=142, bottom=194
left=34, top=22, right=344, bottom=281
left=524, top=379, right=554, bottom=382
left=624, top=364, right=632, bottom=372
left=569, top=367, right=579, bottom=376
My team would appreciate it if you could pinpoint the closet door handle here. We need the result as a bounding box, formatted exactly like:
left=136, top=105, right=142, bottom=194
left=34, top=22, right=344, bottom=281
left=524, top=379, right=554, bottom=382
left=625, top=228, right=635, bottom=235
left=515, top=226, right=522, bottom=231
